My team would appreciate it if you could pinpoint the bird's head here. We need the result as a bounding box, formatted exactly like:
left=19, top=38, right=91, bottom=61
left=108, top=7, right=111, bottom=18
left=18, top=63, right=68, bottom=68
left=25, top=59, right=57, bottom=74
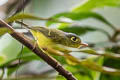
left=64, top=33, right=88, bottom=48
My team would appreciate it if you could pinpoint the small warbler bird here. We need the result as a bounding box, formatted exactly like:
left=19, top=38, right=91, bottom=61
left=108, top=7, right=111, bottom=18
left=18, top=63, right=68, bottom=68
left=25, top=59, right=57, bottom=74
left=16, top=21, right=88, bottom=64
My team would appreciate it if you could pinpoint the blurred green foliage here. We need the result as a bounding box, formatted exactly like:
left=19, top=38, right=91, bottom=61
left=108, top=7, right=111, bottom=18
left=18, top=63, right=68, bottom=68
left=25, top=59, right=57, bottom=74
left=72, top=0, right=120, bottom=12
left=0, top=0, right=120, bottom=80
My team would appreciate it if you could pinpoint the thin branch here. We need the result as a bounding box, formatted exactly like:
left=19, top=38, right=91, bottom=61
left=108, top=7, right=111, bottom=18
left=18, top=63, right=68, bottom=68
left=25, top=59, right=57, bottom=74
left=1, top=1, right=75, bottom=79
left=0, top=18, right=76, bottom=80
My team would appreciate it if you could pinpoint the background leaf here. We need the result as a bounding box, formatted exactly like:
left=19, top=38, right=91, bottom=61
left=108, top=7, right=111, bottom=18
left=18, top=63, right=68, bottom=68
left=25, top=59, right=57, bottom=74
left=46, top=12, right=114, bottom=30
left=58, top=23, right=110, bottom=38
left=6, top=13, right=48, bottom=23
left=0, top=27, right=11, bottom=37
left=58, top=24, right=96, bottom=35
left=72, top=0, right=120, bottom=12
left=0, top=34, right=22, bottom=66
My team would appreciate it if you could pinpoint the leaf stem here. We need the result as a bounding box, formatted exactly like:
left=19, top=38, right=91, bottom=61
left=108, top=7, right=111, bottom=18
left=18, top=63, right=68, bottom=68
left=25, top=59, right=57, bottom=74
left=94, top=28, right=111, bottom=40
left=111, top=29, right=120, bottom=42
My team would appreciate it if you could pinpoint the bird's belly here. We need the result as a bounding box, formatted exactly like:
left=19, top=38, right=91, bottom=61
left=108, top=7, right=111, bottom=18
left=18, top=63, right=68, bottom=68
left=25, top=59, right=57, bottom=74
left=36, top=31, right=55, bottom=48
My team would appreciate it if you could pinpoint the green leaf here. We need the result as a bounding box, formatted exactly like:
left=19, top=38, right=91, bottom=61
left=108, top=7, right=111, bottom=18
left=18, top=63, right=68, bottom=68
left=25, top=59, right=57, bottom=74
left=0, top=27, right=11, bottom=37
left=56, top=59, right=103, bottom=80
left=0, top=34, right=22, bottom=66
left=78, top=48, right=98, bottom=55
left=52, top=55, right=66, bottom=64
left=50, top=12, right=105, bottom=21
left=7, top=66, right=18, bottom=76
left=0, top=54, right=6, bottom=65
left=100, top=75, right=120, bottom=80
left=65, top=65, right=93, bottom=80
left=46, top=20, right=56, bottom=27
left=46, top=12, right=114, bottom=30
left=80, top=59, right=120, bottom=76
left=56, top=75, right=66, bottom=80
left=56, top=65, right=93, bottom=80
left=58, top=23, right=111, bottom=38
left=100, top=46, right=120, bottom=80
left=6, top=13, right=47, bottom=23
left=58, top=23, right=96, bottom=35
left=47, top=12, right=104, bottom=26
left=72, top=0, right=120, bottom=12
left=78, top=48, right=120, bottom=60
left=100, top=57, right=120, bottom=80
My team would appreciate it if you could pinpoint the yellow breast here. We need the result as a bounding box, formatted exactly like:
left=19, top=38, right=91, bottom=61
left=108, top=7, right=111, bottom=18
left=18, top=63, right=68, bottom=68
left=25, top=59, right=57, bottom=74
left=30, top=30, right=55, bottom=48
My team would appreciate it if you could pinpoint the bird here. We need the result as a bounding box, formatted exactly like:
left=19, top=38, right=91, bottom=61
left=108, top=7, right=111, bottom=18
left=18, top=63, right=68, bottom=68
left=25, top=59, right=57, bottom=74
left=16, top=21, right=88, bottom=65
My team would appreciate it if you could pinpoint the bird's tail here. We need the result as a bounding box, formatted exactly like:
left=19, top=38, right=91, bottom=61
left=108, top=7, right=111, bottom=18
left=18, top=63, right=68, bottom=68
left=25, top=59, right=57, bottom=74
left=64, top=54, right=80, bottom=65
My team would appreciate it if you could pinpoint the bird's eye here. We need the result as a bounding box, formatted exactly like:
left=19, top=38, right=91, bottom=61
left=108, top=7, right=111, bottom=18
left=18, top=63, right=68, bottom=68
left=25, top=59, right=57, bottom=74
left=71, top=36, right=78, bottom=42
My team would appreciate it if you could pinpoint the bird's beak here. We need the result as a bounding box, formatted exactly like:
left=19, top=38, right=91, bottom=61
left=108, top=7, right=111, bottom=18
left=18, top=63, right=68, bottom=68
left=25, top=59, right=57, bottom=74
left=78, top=43, right=88, bottom=48
left=80, top=43, right=88, bottom=47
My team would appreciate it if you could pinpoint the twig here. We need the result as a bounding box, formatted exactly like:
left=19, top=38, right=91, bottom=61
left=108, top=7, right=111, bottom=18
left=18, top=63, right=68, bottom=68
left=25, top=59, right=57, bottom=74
left=0, top=18, right=76, bottom=80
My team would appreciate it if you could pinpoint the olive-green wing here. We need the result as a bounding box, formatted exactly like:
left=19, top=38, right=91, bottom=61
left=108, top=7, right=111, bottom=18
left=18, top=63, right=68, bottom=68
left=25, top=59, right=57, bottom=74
left=31, top=26, right=67, bottom=44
